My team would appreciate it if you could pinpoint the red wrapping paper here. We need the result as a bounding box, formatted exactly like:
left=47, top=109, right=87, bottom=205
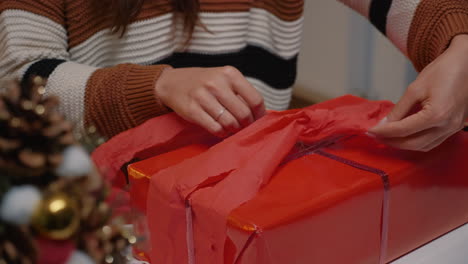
left=136, top=95, right=392, bottom=263
left=92, top=111, right=217, bottom=217
left=127, top=133, right=468, bottom=264
left=225, top=133, right=468, bottom=263
left=94, top=96, right=392, bottom=263
left=93, top=95, right=468, bottom=264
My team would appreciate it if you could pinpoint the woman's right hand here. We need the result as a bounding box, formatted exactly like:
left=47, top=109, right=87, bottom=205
left=155, top=66, right=266, bottom=136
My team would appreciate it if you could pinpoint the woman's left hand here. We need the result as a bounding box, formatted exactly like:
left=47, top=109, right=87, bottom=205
left=368, top=34, right=468, bottom=152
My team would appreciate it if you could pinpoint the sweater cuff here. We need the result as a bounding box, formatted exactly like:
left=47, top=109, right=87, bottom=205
left=85, top=64, right=172, bottom=139
left=125, top=64, right=172, bottom=125
left=408, top=0, right=468, bottom=71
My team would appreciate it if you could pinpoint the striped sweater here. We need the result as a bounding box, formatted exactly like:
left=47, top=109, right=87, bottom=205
left=1, top=0, right=467, bottom=139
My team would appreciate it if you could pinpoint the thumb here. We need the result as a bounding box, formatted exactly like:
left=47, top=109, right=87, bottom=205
left=386, top=85, right=421, bottom=122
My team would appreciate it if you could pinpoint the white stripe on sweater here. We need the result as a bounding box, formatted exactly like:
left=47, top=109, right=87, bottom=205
left=69, top=9, right=303, bottom=66
left=247, top=77, right=292, bottom=110
left=45, top=62, right=98, bottom=130
left=0, top=10, right=68, bottom=79
left=386, top=0, right=421, bottom=56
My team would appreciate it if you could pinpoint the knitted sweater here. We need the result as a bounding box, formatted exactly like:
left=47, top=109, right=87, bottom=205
left=1, top=0, right=467, bottom=139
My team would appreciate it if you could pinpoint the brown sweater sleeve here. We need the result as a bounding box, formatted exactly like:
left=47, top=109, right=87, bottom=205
left=84, top=64, right=172, bottom=139
left=340, top=0, right=468, bottom=72
left=408, top=0, right=468, bottom=71
left=1, top=0, right=173, bottom=140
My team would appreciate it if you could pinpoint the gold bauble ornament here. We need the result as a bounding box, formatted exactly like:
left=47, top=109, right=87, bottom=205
left=31, top=192, right=80, bottom=240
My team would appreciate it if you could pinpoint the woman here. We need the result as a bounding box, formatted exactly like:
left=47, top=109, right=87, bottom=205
left=0, top=0, right=467, bottom=151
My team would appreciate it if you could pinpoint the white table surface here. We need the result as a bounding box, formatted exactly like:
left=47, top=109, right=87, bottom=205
left=391, top=223, right=468, bottom=264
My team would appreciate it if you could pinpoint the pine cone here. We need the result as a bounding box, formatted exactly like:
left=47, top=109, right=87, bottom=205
left=0, top=77, right=74, bottom=180
left=0, top=77, right=130, bottom=263
left=0, top=224, right=37, bottom=264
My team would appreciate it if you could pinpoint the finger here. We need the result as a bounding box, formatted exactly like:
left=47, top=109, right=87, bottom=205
left=216, top=108, right=242, bottom=133
left=420, top=122, right=466, bottom=151
left=236, top=94, right=267, bottom=120
left=236, top=94, right=269, bottom=121
left=420, top=133, right=452, bottom=152
left=222, top=66, right=266, bottom=120
left=195, top=89, right=241, bottom=132
left=187, top=104, right=224, bottom=136
left=216, top=90, right=254, bottom=127
left=386, top=84, right=422, bottom=122
left=212, top=106, right=241, bottom=133
left=368, top=107, right=435, bottom=138
left=207, top=76, right=255, bottom=127
left=377, top=126, right=448, bottom=151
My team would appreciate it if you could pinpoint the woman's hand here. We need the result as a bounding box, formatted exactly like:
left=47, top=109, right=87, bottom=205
left=155, top=66, right=266, bottom=136
left=368, top=34, right=468, bottom=152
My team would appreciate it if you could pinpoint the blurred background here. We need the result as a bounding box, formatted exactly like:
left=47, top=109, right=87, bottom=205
left=292, top=0, right=418, bottom=108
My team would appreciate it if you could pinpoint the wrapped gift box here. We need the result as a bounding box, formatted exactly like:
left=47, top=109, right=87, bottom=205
left=92, top=95, right=468, bottom=264
left=128, top=132, right=468, bottom=264
left=226, top=134, right=468, bottom=264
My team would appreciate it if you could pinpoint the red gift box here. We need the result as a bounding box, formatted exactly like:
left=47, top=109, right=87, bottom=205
left=93, top=95, right=468, bottom=264
left=127, top=133, right=468, bottom=264
left=226, top=134, right=468, bottom=263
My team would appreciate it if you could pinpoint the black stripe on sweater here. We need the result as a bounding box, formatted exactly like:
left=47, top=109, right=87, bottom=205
left=369, top=0, right=393, bottom=35
left=21, top=59, right=66, bottom=93
left=156, top=45, right=298, bottom=89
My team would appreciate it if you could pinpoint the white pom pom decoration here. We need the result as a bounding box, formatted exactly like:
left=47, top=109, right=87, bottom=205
left=66, top=250, right=94, bottom=264
left=0, top=185, right=41, bottom=225
left=56, top=146, right=93, bottom=178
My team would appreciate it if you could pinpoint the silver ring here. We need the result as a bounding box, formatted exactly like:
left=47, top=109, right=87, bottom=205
left=215, top=108, right=226, bottom=121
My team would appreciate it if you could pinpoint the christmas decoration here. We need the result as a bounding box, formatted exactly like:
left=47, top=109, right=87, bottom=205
left=55, top=146, right=93, bottom=178
left=31, top=191, right=80, bottom=240
left=0, top=185, right=41, bottom=225
left=66, top=250, right=94, bottom=264
left=0, top=78, right=131, bottom=263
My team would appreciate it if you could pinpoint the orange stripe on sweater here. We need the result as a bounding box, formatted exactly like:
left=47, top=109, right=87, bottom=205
left=408, top=0, right=468, bottom=71
left=1, top=0, right=65, bottom=26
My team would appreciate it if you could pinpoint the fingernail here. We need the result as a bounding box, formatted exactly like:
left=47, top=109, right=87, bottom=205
left=242, top=115, right=254, bottom=127
left=371, top=117, right=388, bottom=129
left=217, top=131, right=228, bottom=138
left=257, top=107, right=267, bottom=119
left=377, top=117, right=388, bottom=126
left=249, top=114, right=255, bottom=124
left=230, top=124, right=240, bottom=133
left=365, top=132, right=377, bottom=139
